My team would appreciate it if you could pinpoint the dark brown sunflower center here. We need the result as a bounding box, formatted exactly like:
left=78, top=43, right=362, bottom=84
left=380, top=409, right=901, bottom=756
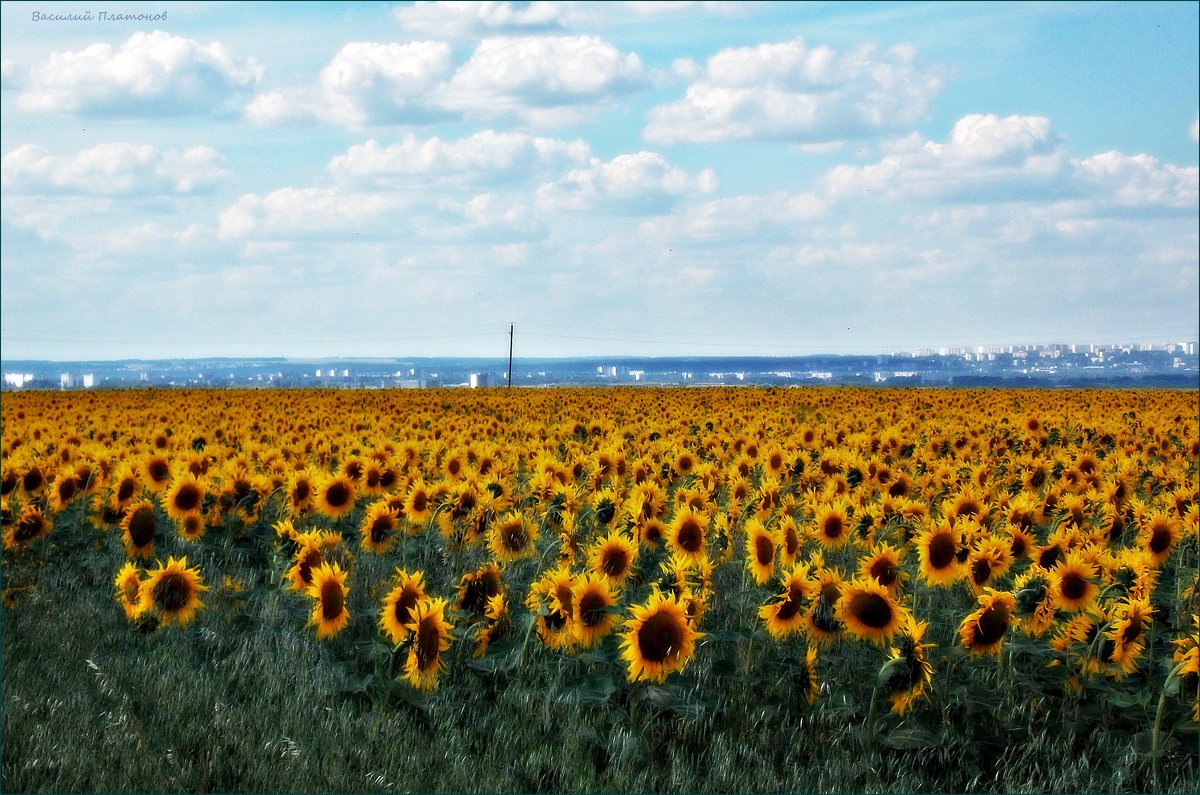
left=676, top=518, right=703, bottom=552
left=579, top=591, right=608, bottom=627
left=173, top=483, right=201, bottom=512
left=411, top=491, right=428, bottom=513
left=971, top=558, right=993, bottom=586
left=117, top=478, right=136, bottom=502
left=320, top=579, right=344, bottom=621
left=928, top=532, right=956, bottom=569
left=776, top=596, right=802, bottom=622
left=22, top=469, right=44, bottom=491
left=1038, top=545, right=1064, bottom=570
left=637, top=611, right=684, bottom=664
left=123, top=579, right=140, bottom=602
left=324, top=481, right=352, bottom=508
left=822, top=515, right=844, bottom=539
left=500, top=521, right=528, bottom=552
left=15, top=513, right=45, bottom=542
left=870, top=558, right=898, bottom=586
left=642, top=522, right=664, bottom=544
left=973, top=602, right=1010, bottom=646
left=753, top=534, right=774, bottom=566
left=297, top=549, right=322, bottom=585
left=1060, top=572, right=1087, bottom=601
left=293, top=480, right=311, bottom=502
left=415, top=617, right=441, bottom=670
left=57, top=478, right=77, bottom=502
left=148, top=460, right=170, bottom=483
left=395, top=587, right=420, bottom=627
left=152, top=573, right=189, bottom=612
left=1149, top=525, right=1172, bottom=555
left=955, top=499, right=981, bottom=519
left=848, top=592, right=893, bottom=630
left=602, top=548, right=629, bottom=577
left=128, top=507, right=157, bottom=548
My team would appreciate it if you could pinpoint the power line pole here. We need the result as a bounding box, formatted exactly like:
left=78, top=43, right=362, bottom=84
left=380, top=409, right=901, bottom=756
left=507, top=323, right=514, bottom=388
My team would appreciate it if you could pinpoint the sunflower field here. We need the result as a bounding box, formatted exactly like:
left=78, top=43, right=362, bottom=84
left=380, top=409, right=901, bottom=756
left=2, top=386, right=1197, bottom=793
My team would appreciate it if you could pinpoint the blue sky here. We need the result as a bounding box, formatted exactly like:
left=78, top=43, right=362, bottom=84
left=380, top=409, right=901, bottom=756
left=1, top=0, right=1196, bottom=360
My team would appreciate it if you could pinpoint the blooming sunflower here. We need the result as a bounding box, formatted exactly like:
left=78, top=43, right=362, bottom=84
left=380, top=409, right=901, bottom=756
left=967, top=536, right=1014, bottom=593
left=836, top=578, right=909, bottom=646
left=379, top=569, right=427, bottom=645
left=572, top=572, right=619, bottom=648
left=1140, top=512, right=1181, bottom=565
left=139, top=555, right=207, bottom=627
left=3, top=504, right=50, bottom=550
left=358, top=501, right=399, bottom=554
left=120, top=499, right=159, bottom=559
left=1103, top=595, right=1153, bottom=677
left=959, top=589, right=1016, bottom=656
left=403, top=478, right=434, bottom=528
left=163, top=472, right=205, bottom=523
left=744, top=518, right=779, bottom=585
left=306, top=562, right=350, bottom=639
left=403, top=597, right=454, bottom=691
left=805, top=558, right=845, bottom=644
left=915, top=521, right=961, bottom=587
left=812, top=500, right=853, bottom=549
left=759, top=563, right=812, bottom=640
left=619, top=587, right=703, bottom=683
left=526, top=565, right=577, bottom=651
left=860, top=542, right=905, bottom=594
left=589, top=530, right=638, bottom=587
left=113, top=561, right=145, bottom=620
left=666, top=506, right=708, bottom=565
left=1049, top=550, right=1099, bottom=613
left=489, top=511, right=537, bottom=563
left=315, top=474, right=356, bottom=520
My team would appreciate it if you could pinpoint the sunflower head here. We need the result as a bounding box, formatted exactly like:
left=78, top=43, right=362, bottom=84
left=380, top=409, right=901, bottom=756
left=379, top=569, right=427, bottom=645
left=619, top=587, right=703, bottom=683
left=836, top=578, right=909, bottom=646
left=959, top=589, right=1016, bottom=656
left=403, top=597, right=454, bottom=691
left=306, top=561, right=350, bottom=639
left=139, top=555, right=207, bottom=627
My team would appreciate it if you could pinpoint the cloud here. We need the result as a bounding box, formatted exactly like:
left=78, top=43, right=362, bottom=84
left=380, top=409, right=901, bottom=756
left=439, top=35, right=647, bottom=125
left=644, top=38, right=940, bottom=144
left=823, top=114, right=1197, bottom=211
left=1, top=57, right=18, bottom=90
left=326, top=130, right=591, bottom=189
left=16, top=30, right=262, bottom=116
left=2, top=143, right=227, bottom=195
left=621, top=1, right=754, bottom=15
left=392, top=1, right=569, bottom=36
left=217, top=188, right=410, bottom=240
left=246, top=40, right=453, bottom=127
left=536, top=151, right=716, bottom=213
left=638, top=191, right=825, bottom=244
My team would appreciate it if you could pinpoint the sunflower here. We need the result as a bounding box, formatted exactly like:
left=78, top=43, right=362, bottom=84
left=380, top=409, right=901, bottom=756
left=285, top=532, right=339, bottom=592
left=1049, top=550, right=1099, bottom=613
left=489, top=511, right=537, bottom=563
left=526, top=566, right=578, bottom=651
left=114, top=562, right=145, bottom=620
left=456, top=563, right=505, bottom=620
left=967, top=536, right=1014, bottom=592
left=3, top=504, right=50, bottom=550
left=139, top=555, right=207, bottom=627
left=883, top=617, right=935, bottom=715
left=1140, top=512, right=1181, bottom=565
left=403, top=597, right=454, bottom=691
left=588, top=530, right=638, bottom=587
left=379, top=569, right=427, bottom=645
left=286, top=469, right=317, bottom=516
left=47, top=470, right=80, bottom=514
left=666, top=506, right=708, bottom=565
left=745, top=518, right=779, bottom=585
left=315, top=474, right=356, bottom=520
left=306, top=562, right=350, bottom=639
left=141, top=454, right=173, bottom=493
left=637, top=517, right=668, bottom=550
left=474, top=593, right=511, bottom=657
left=403, top=478, right=434, bottom=527
left=1012, top=569, right=1057, bottom=637
left=163, top=472, right=205, bottom=523
left=812, top=501, right=852, bottom=549
left=120, top=499, right=159, bottom=559
left=759, top=563, right=812, bottom=640
left=795, top=646, right=821, bottom=706
left=836, top=578, right=909, bottom=646
left=573, top=572, right=619, bottom=648
left=1103, top=596, right=1152, bottom=676
left=959, top=589, right=1016, bottom=656
left=358, top=501, right=399, bottom=554
left=860, top=542, right=905, bottom=594
left=619, top=587, right=703, bottom=683
left=915, top=521, right=961, bottom=587
left=778, top=516, right=802, bottom=568
left=805, top=559, right=845, bottom=644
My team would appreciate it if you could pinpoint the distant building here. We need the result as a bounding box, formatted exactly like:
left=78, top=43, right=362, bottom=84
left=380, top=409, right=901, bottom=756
left=3, top=373, right=34, bottom=388
left=469, top=372, right=493, bottom=388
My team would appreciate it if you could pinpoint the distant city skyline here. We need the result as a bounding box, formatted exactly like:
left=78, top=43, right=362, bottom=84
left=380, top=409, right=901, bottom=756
left=2, top=1, right=1197, bottom=361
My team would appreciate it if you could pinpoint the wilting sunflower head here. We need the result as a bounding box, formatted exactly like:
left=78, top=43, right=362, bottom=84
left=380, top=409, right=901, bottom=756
left=489, top=511, right=538, bottom=563
left=3, top=504, right=51, bottom=550
left=139, top=555, right=207, bottom=628
left=959, top=589, right=1016, bottom=656
left=619, top=587, right=703, bottom=684
left=456, top=563, right=505, bottom=619
left=884, top=617, right=934, bottom=715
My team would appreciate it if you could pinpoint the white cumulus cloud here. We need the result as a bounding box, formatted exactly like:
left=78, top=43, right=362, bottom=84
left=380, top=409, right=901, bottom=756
left=439, top=35, right=647, bottom=124
left=537, top=151, right=716, bottom=213
left=16, top=31, right=262, bottom=116
left=217, top=187, right=409, bottom=240
left=2, top=142, right=227, bottom=195
left=327, top=130, right=591, bottom=188
left=644, top=38, right=940, bottom=144
left=247, top=40, right=453, bottom=127
left=393, top=1, right=569, bottom=36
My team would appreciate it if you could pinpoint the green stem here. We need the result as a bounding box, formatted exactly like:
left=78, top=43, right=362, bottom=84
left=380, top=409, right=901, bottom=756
left=865, top=684, right=880, bottom=750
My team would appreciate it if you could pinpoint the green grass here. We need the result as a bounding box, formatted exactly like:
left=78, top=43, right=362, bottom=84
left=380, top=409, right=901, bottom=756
left=3, top=508, right=1197, bottom=794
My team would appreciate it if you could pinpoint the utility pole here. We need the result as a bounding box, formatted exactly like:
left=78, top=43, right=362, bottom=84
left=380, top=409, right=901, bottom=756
left=507, top=324, right=514, bottom=388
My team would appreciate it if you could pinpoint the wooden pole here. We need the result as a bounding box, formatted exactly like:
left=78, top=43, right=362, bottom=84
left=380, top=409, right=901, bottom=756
left=507, top=324, right=514, bottom=388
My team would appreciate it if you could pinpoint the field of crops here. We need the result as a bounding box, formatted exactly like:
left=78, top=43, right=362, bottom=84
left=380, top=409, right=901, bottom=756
left=2, top=386, right=1197, bottom=793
